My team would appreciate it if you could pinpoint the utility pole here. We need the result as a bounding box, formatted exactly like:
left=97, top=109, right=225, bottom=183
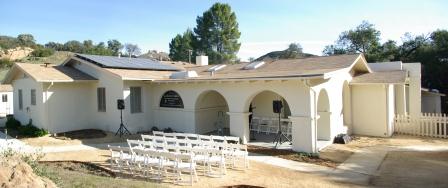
left=188, top=49, right=193, bottom=64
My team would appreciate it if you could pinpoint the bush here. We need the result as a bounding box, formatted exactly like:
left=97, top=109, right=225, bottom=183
left=31, top=47, right=54, bottom=57
left=17, top=120, right=48, bottom=137
left=5, top=116, right=21, bottom=129
left=163, top=127, right=174, bottom=133
left=0, top=58, right=13, bottom=68
left=151, top=126, right=159, bottom=132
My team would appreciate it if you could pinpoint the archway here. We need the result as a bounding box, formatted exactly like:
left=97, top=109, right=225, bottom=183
left=194, top=90, right=229, bottom=135
left=317, top=89, right=331, bottom=141
left=342, top=81, right=352, bottom=127
left=247, top=90, right=292, bottom=148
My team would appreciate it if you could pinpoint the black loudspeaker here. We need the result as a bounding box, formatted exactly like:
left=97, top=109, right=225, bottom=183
left=273, top=100, right=283, bottom=113
left=117, top=99, right=125, bottom=110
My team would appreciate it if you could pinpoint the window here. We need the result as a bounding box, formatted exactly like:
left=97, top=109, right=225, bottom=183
left=18, top=89, right=23, bottom=110
left=2, top=94, right=7, bottom=102
left=130, top=87, right=142, bottom=113
left=31, top=89, right=36, bottom=105
left=97, top=87, right=106, bottom=112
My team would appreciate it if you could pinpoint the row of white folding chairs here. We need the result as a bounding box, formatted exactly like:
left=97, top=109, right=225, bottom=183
left=151, top=131, right=240, bottom=144
left=250, top=117, right=292, bottom=136
left=108, top=145, right=201, bottom=185
left=128, top=137, right=249, bottom=170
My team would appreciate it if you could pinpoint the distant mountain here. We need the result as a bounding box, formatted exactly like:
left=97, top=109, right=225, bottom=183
left=139, top=50, right=171, bottom=61
left=254, top=50, right=315, bottom=62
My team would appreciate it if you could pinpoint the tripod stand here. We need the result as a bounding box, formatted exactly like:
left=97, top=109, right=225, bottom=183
left=115, top=109, right=131, bottom=137
left=273, top=111, right=291, bottom=148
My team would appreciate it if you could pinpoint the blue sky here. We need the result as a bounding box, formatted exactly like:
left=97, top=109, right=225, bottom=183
left=1, top=0, right=447, bottom=60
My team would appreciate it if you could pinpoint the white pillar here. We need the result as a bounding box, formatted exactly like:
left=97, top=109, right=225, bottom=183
left=289, top=115, right=317, bottom=153
left=395, top=84, right=406, bottom=115
left=403, top=63, right=421, bottom=117
left=227, top=112, right=250, bottom=144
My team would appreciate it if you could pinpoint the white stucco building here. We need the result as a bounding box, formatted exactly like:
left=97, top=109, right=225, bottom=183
left=0, top=84, right=13, bottom=117
left=3, top=54, right=422, bottom=153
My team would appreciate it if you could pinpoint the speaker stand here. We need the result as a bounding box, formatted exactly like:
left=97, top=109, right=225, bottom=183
left=115, top=109, right=131, bottom=137
left=273, top=112, right=291, bottom=148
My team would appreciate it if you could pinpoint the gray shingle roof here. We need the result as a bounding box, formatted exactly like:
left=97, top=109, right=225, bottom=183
left=75, top=54, right=180, bottom=71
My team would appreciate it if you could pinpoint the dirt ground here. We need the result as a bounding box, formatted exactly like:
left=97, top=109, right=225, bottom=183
left=41, top=150, right=355, bottom=188
left=21, top=132, right=141, bottom=147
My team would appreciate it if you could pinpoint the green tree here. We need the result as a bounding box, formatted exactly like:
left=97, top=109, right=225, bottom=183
left=124, top=43, right=141, bottom=57
left=193, top=3, right=241, bottom=64
left=63, top=40, right=84, bottom=53
left=280, top=43, right=304, bottom=59
left=17, top=34, right=35, bottom=47
left=169, top=29, right=194, bottom=62
left=323, top=21, right=383, bottom=61
left=44, top=42, right=64, bottom=51
left=107, top=39, right=123, bottom=55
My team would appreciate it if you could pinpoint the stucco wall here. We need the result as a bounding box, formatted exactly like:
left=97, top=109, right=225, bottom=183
left=72, top=61, right=124, bottom=132
left=352, top=84, right=390, bottom=137
left=12, top=75, right=45, bottom=129
left=195, top=91, right=229, bottom=134
left=44, top=82, right=94, bottom=133
left=122, top=81, right=152, bottom=133
left=422, top=93, right=442, bottom=113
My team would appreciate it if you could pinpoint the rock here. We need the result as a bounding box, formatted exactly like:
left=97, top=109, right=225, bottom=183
left=0, top=157, right=56, bottom=188
left=333, top=134, right=352, bottom=144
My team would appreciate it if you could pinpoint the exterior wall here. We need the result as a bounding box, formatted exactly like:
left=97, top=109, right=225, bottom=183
left=352, top=84, right=394, bottom=137
left=421, top=92, right=442, bottom=113
left=394, top=84, right=406, bottom=115
left=403, top=63, right=421, bottom=117
left=44, top=82, right=95, bottom=133
left=122, top=81, right=152, bottom=133
left=0, top=91, right=13, bottom=116
left=72, top=61, right=124, bottom=132
left=150, top=80, right=311, bottom=149
left=251, top=91, right=291, bottom=118
left=12, top=75, right=45, bottom=129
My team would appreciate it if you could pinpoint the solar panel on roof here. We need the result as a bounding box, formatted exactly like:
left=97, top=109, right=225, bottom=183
left=75, top=54, right=179, bottom=71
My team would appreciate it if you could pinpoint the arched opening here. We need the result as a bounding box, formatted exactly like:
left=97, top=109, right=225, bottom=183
left=317, top=89, right=331, bottom=141
left=194, top=90, right=229, bottom=135
left=342, top=81, right=352, bottom=127
left=247, top=90, right=292, bottom=148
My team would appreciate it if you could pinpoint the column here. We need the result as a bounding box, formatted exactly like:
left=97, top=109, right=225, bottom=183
left=395, top=84, right=406, bottom=115
left=227, top=112, right=250, bottom=144
left=289, top=115, right=317, bottom=153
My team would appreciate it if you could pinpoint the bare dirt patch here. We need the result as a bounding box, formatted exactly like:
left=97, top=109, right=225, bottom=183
left=21, top=131, right=141, bottom=147
left=54, top=129, right=107, bottom=139
left=0, top=156, right=56, bottom=188
left=371, top=151, right=448, bottom=187
left=247, top=145, right=339, bottom=168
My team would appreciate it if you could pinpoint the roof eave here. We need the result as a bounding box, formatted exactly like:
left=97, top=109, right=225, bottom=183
left=151, top=74, right=324, bottom=83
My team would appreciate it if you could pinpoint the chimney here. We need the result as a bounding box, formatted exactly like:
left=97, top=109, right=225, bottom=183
left=196, top=55, right=208, bottom=66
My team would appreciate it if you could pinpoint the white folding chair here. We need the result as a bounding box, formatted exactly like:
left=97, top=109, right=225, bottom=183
left=119, top=147, right=134, bottom=174
left=127, top=139, right=143, bottom=150
left=259, top=118, right=271, bottom=134
left=189, top=139, right=203, bottom=148
left=269, top=118, right=279, bottom=134
left=224, top=136, right=240, bottom=144
left=206, top=148, right=227, bottom=177
left=164, top=137, right=178, bottom=146
left=175, top=153, right=198, bottom=185
left=177, top=139, right=191, bottom=148
left=164, top=132, right=177, bottom=138
left=191, top=147, right=209, bottom=175
left=153, top=131, right=165, bottom=137
left=198, top=135, right=212, bottom=142
left=143, top=149, right=162, bottom=176
left=250, top=117, right=260, bottom=133
left=229, top=144, right=249, bottom=169
left=141, top=134, right=155, bottom=142
left=131, top=148, right=148, bottom=176
left=159, top=151, right=177, bottom=179
left=211, top=135, right=226, bottom=143
left=185, top=133, right=199, bottom=140
left=108, top=145, right=122, bottom=172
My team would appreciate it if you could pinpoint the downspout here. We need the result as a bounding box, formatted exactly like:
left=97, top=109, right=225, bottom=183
left=305, top=80, right=318, bottom=153
left=45, top=82, right=54, bottom=133
left=385, top=84, right=390, bottom=137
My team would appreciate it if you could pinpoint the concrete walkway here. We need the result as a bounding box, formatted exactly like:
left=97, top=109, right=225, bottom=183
left=40, top=142, right=128, bottom=153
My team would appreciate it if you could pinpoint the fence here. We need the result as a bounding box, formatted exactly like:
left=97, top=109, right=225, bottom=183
left=394, top=113, right=448, bottom=138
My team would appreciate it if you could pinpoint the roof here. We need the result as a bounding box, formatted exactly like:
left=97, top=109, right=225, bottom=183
left=105, top=68, right=175, bottom=81
left=75, top=54, right=180, bottom=71
left=350, top=71, right=407, bottom=84
left=421, top=88, right=446, bottom=96
left=3, top=63, right=97, bottom=83
left=0, top=84, right=12, bottom=92
left=158, top=54, right=365, bottom=81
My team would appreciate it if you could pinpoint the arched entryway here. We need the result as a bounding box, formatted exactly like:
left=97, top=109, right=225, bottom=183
left=317, top=89, right=331, bottom=141
left=247, top=90, right=292, bottom=148
left=194, top=90, right=229, bottom=135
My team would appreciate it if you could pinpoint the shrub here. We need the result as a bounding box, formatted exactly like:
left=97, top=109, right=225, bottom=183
left=31, top=47, right=54, bottom=57
left=5, top=116, right=21, bottom=129
left=151, top=126, right=159, bottom=132
left=18, top=124, right=48, bottom=137
left=0, top=58, right=13, bottom=68
left=163, top=127, right=174, bottom=133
